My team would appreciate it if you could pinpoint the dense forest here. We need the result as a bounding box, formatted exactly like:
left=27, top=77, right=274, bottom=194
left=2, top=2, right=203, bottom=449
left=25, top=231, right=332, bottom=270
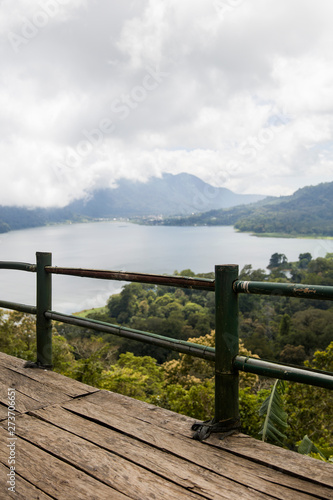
left=0, top=205, right=80, bottom=233
left=1, top=252, right=332, bottom=461
left=158, top=181, right=333, bottom=237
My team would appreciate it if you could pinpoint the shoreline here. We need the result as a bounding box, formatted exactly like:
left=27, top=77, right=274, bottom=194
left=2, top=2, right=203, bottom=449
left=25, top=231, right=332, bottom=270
left=2, top=218, right=333, bottom=240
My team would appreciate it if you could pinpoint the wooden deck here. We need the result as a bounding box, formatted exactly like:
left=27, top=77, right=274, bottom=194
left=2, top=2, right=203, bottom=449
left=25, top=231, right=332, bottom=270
left=0, top=352, right=332, bottom=499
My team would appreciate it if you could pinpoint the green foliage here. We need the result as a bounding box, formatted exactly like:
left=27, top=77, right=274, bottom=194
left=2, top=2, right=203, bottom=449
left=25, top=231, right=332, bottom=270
left=154, top=380, right=214, bottom=421
left=105, top=275, right=214, bottom=362
left=288, top=308, right=333, bottom=355
left=267, top=253, right=288, bottom=270
left=239, top=387, right=269, bottom=438
left=278, top=344, right=306, bottom=365
left=52, top=334, right=76, bottom=376
left=259, top=380, right=288, bottom=446
left=71, top=336, right=114, bottom=387
left=0, top=310, right=36, bottom=360
left=298, top=435, right=326, bottom=459
left=1, top=255, right=333, bottom=460
left=284, top=342, right=333, bottom=448
left=101, top=352, right=163, bottom=401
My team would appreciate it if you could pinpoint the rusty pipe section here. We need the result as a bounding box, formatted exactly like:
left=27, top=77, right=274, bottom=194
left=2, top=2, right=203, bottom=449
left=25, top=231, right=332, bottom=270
left=45, top=266, right=215, bottom=291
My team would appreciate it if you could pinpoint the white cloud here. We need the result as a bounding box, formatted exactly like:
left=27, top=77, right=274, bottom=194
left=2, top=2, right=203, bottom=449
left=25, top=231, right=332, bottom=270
left=0, top=0, right=333, bottom=207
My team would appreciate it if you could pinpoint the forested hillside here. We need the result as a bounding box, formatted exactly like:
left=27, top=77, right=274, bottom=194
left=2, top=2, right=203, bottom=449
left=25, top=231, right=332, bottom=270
left=158, top=181, right=333, bottom=237
left=0, top=205, right=77, bottom=233
left=1, top=252, right=332, bottom=459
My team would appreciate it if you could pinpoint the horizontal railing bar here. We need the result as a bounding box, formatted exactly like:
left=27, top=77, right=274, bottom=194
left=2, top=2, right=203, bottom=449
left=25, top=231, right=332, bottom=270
left=234, top=356, right=333, bottom=390
left=0, top=261, right=36, bottom=272
left=1, top=256, right=332, bottom=391
left=0, top=300, right=37, bottom=315
left=45, top=267, right=215, bottom=291
left=233, top=280, right=333, bottom=301
left=45, top=310, right=216, bottom=360
left=45, top=311, right=333, bottom=389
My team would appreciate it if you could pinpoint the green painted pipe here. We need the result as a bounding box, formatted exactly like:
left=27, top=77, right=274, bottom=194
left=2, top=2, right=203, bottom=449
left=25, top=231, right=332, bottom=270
left=0, top=300, right=37, bottom=315
left=234, top=280, right=333, bottom=301
left=0, top=261, right=36, bottom=272
left=234, top=356, right=333, bottom=390
left=45, top=310, right=216, bottom=361
left=36, top=252, right=52, bottom=368
left=214, top=265, right=239, bottom=422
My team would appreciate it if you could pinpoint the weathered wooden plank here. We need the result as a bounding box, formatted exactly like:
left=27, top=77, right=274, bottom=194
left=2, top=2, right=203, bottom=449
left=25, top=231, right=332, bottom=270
left=0, top=461, right=54, bottom=499
left=84, top=390, right=333, bottom=491
left=0, top=379, right=46, bottom=415
left=0, top=427, right=129, bottom=500
left=0, top=351, right=98, bottom=398
left=0, top=366, right=73, bottom=411
left=29, top=404, right=273, bottom=500
left=11, top=414, right=208, bottom=500
left=207, top=433, right=333, bottom=488
left=0, top=403, right=10, bottom=421
left=0, top=354, right=331, bottom=499
left=62, top=396, right=332, bottom=500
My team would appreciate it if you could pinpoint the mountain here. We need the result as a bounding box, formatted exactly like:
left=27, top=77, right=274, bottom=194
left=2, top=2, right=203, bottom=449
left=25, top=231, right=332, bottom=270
left=0, top=173, right=265, bottom=233
left=159, top=181, right=333, bottom=237
left=66, top=173, right=266, bottom=217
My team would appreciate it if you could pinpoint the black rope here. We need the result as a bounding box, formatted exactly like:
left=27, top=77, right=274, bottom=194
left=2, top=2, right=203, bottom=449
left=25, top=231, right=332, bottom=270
left=192, top=417, right=240, bottom=441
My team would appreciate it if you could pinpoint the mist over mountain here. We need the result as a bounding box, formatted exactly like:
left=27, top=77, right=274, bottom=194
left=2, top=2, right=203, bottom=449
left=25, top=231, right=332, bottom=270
left=0, top=173, right=265, bottom=233
left=67, top=173, right=266, bottom=217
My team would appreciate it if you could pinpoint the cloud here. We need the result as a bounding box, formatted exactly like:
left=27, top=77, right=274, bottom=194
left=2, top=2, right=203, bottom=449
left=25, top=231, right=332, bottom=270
left=0, top=0, right=333, bottom=207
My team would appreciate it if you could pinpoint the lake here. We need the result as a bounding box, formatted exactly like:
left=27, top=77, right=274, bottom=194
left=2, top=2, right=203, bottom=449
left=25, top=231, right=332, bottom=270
left=0, top=222, right=332, bottom=313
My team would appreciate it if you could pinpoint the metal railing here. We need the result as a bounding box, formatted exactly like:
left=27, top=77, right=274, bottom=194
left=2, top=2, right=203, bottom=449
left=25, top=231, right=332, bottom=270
left=1, top=252, right=333, bottom=436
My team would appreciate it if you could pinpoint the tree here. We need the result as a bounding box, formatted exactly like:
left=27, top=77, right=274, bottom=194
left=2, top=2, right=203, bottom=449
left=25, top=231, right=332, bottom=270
left=289, top=308, right=333, bottom=355
left=101, top=352, right=163, bottom=401
left=279, top=314, right=290, bottom=338
left=71, top=336, right=114, bottom=387
left=52, top=334, right=76, bottom=376
left=0, top=310, right=36, bottom=360
left=267, top=253, right=288, bottom=270
left=298, top=253, right=312, bottom=269
left=0, top=310, right=78, bottom=376
left=279, top=344, right=306, bottom=365
left=284, top=342, right=333, bottom=449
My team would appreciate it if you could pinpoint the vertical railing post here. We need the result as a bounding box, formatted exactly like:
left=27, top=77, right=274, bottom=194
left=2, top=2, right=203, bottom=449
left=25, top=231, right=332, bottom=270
left=214, top=264, right=239, bottom=424
left=36, top=252, right=52, bottom=368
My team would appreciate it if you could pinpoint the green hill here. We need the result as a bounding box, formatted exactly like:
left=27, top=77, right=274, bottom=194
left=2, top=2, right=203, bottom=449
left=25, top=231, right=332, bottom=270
left=159, top=182, right=333, bottom=237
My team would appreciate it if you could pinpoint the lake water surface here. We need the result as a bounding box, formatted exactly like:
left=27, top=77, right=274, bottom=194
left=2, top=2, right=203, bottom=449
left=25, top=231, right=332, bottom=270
left=1, top=222, right=332, bottom=313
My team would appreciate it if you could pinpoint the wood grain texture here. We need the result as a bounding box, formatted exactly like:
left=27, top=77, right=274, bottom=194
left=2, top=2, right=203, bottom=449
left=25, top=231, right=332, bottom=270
left=0, top=427, right=128, bottom=500
left=77, top=390, right=333, bottom=497
left=0, top=351, right=98, bottom=398
left=10, top=413, right=207, bottom=500
left=0, top=353, right=331, bottom=500
left=0, top=461, right=54, bottom=499
left=29, top=404, right=272, bottom=500
left=62, top=395, right=333, bottom=499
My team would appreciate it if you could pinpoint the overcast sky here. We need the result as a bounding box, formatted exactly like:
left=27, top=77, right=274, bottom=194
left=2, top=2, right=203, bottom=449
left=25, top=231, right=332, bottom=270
left=1, top=0, right=333, bottom=207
